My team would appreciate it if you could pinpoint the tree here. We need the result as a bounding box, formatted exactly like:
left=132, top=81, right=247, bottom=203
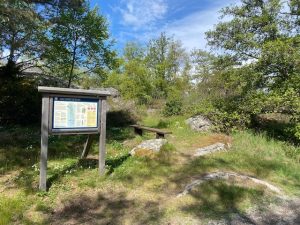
left=206, top=0, right=299, bottom=101
left=105, top=42, right=152, bottom=104
left=200, top=0, right=300, bottom=134
left=0, top=0, right=44, bottom=79
left=43, top=2, right=116, bottom=87
left=146, top=33, right=188, bottom=98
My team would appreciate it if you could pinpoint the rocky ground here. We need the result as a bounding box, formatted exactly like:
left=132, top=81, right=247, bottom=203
left=208, top=197, right=300, bottom=225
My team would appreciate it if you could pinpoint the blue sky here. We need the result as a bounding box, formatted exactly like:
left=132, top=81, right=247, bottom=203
left=90, top=0, right=239, bottom=52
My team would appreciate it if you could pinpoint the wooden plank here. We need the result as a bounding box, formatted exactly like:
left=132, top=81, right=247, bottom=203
left=130, top=125, right=172, bottom=134
left=99, top=99, right=107, bottom=175
left=39, top=95, right=49, bottom=191
left=48, top=94, right=107, bottom=100
left=50, top=129, right=99, bottom=135
left=48, top=96, right=53, bottom=132
left=81, top=135, right=94, bottom=159
left=51, top=131, right=99, bottom=136
left=38, top=86, right=111, bottom=97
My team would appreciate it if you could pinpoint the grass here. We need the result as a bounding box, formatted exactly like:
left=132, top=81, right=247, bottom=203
left=0, top=195, right=27, bottom=225
left=0, top=113, right=299, bottom=224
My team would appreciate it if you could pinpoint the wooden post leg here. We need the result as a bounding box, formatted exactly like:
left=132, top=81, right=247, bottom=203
left=81, top=135, right=93, bottom=159
left=39, top=96, right=49, bottom=191
left=134, top=127, right=143, bottom=136
left=99, top=99, right=107, bottom=175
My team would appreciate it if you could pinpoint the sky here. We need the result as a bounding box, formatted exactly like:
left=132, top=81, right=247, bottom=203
left=90, top=0, right=239, bottom=53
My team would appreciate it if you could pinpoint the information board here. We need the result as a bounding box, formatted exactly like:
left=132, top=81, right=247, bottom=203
left=52, top=97, right=98, bottom=129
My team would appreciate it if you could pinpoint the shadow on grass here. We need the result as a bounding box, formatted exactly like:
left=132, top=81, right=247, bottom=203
left=251, top=114, right=300, bottom=146
left=0, top=126, right=88, bottom=174
left=107, top=110, right=137, bottom=127
left=106, top=154, right=131, bottom=174
left=106, top=127, right=135, bottom=142
left=47, top=191, right=164, bottom=225
left=181, top=181, right=263, bottom=224
left=0, top=126, right=133, bottom=174
left=45, top=154, right=132, bottom=190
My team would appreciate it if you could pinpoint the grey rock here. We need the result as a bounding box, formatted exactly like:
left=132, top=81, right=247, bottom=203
left=207, top=198, right=300, bottom=225
left=177, top=172, right=283, bottom=198
left=194, top=143, right=226, bottom=156
left=186, top=115, right=212, bottom=131
left=130, top=139, right=167, bottom=156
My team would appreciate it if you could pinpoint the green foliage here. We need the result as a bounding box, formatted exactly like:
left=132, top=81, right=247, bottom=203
left=0, top=78, right=40, bottom=125
left=183, top=0, right=300, bottom=137
left=163, top=99, right=183, bottom=116
left=105, top=43, right=153, bottom=104
left=106, top=34, right=191, bottom=105
left=43, top=2, right=116, bottom=87
left=146, top=33, right=186, bottom=98
left=0, top=0, right=43, bottom=66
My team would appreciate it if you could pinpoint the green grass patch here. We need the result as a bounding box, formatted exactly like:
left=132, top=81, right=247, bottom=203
left=0, top=114, right=299, bottom=224
left=0, top=195, right=28, bottom=225
left=181, top=180, right=268, bottom=220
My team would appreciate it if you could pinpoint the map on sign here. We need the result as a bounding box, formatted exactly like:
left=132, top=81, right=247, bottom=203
left=53, top=97, right=98, bottom=129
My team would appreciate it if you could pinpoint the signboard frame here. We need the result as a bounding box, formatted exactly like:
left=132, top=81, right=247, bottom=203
left=49, top=95, right=101, bottom=134
left=38, top=86, right=111, bottom=191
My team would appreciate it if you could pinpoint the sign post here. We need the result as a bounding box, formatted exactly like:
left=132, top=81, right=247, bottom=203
left=38, top=86, right=111, bottom=191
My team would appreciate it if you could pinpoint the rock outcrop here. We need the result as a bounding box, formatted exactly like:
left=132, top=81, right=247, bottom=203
left=177, top=172, right=283, bottom=198
left=194, top=143, right=227, bottom=156
left=130, top=139, right=167, bottom=157
left=186, top=115, right=212, bottom=132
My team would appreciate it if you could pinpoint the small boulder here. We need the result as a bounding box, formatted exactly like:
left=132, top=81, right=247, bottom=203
left=186, top=115, right=212, bottom=132
left=130, top=139, right=167, bottom=157
left=194, top=142, right=226, bottom=156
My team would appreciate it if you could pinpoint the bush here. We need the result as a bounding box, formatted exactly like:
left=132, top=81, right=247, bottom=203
left=163, top=99, right=183, bottom=116
left=0, top=78, right=40, bottom=126
left=107, top=110, right=137, bottom=128
left=252, top=114, right=300, bottom=145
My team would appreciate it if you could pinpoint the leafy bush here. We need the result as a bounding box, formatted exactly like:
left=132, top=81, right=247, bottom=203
left=183, top=100, right=250, bottom=132
left=252, top=114, right=300, bottom=145
left=0, top=78, right=40, bottom=126
left=163, top=99, right=183, bottom=116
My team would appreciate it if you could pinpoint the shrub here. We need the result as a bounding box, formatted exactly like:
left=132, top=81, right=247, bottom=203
left=0, top=78, right=40, bottom=126
left=163, top=99, right=183, bottom=116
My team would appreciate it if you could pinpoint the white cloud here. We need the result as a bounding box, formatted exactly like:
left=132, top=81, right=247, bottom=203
left=165, top=11, right=218, bottom=50
left=115, top=0, right=240, bottom=51
left=164, top=0, right=239, bottom=51
left=119, top=0, right=168, bottom=29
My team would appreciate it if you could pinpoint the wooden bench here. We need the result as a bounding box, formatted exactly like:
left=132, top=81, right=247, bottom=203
left=130, top=125, right=172, bottom=139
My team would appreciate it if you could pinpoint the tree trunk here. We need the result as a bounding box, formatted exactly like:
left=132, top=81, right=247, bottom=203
left=8, top=33, right=16, bottom=63
left=68, top=37, right=78, bottom=88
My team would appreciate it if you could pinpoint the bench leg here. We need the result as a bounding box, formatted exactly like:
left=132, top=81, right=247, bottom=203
left=134, top=127, right=143, bottom=136
left=156, top=133, right=165, bottom=139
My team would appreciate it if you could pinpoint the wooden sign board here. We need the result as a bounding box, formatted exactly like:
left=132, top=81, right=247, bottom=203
left=51, top=96, right=99, bottom=133
left=38, top=86, right=111, bottom=191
